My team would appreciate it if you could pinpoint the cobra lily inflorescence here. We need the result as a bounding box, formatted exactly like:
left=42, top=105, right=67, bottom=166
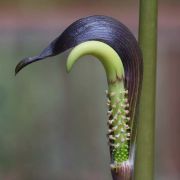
left=15, top=15, right=143, bottom=180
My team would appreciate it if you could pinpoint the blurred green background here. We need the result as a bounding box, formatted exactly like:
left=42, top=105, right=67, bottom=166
left=0, top=0, right=180, bottom=179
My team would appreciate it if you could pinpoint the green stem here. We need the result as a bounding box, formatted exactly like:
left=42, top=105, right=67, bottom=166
left=134, top=0, right=158, bottom=180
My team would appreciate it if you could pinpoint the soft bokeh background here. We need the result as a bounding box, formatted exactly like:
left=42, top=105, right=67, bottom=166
left=0, top=0, right=180, bottom=179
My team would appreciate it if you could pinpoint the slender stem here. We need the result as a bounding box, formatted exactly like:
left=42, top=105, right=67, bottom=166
left=134, top=0, right=158, bottom=180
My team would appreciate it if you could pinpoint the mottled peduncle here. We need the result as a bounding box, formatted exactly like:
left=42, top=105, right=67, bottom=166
left=67, top=41, right=131, bottom=168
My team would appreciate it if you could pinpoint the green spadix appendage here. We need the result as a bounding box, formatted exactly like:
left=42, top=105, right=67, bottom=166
left=67, top=41, right=124, bottom=83
left=67, top=41, right=131, bottom=167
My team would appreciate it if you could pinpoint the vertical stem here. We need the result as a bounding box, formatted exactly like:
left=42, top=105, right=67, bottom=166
left=135, top=0, right=158, bottom=180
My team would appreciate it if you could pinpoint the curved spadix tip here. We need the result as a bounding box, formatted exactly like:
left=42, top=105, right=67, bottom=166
left=66, top=55, right=73, bottom=73
left=66, top=41, right=125, bottom=82
left=66, top=41, right=93, bottom=73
